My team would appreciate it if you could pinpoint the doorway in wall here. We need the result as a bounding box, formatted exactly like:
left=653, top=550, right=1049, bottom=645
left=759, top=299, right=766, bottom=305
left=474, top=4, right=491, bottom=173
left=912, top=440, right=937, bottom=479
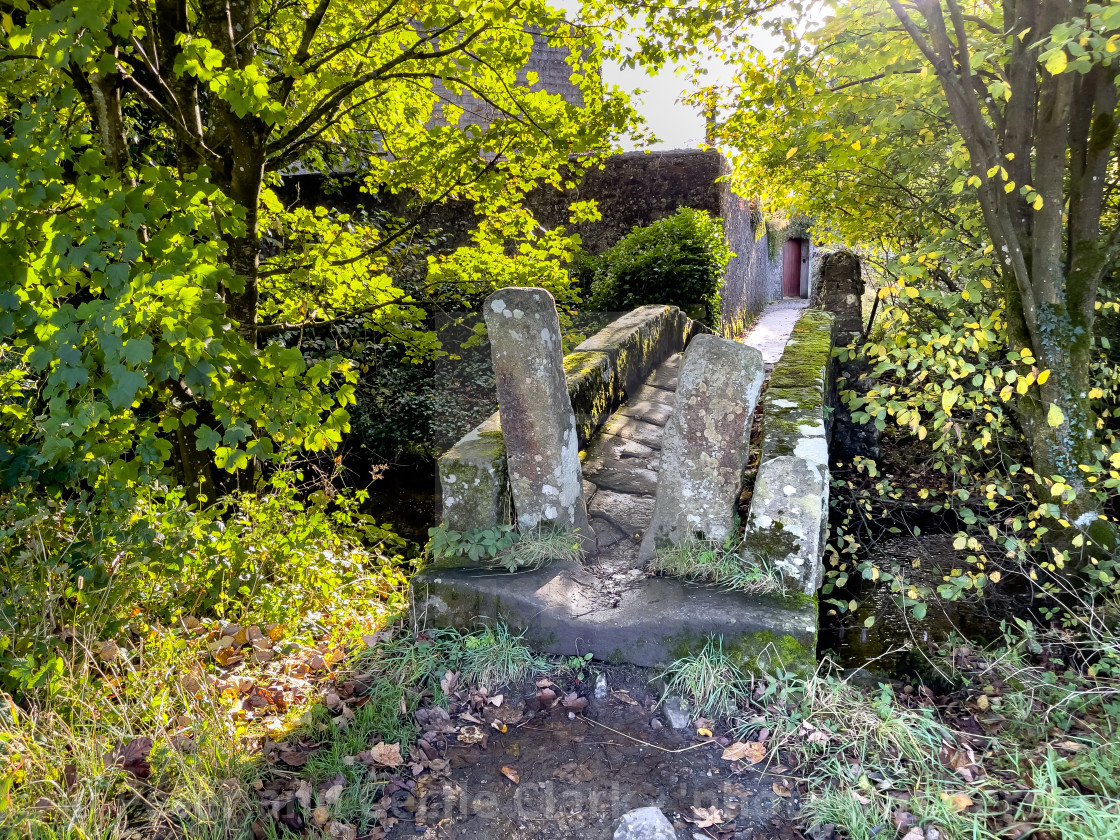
left=782, top=238, right=803, bottom=298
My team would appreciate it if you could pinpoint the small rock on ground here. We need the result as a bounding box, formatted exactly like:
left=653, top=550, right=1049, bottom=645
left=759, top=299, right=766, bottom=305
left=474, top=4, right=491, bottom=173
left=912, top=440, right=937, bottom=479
left=614, top=806, right=677, bottom=840
left=662, top=696, right=690, bottom=729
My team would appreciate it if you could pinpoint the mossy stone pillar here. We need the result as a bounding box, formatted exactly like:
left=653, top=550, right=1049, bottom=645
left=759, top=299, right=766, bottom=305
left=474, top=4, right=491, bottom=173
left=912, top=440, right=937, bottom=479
left=484, top=287, right=593, bottom=553
left=638, top=334, right=764, bottom=561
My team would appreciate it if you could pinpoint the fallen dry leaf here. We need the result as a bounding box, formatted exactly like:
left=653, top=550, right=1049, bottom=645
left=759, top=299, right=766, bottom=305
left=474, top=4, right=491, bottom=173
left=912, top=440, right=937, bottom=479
left=96, top=640, right=120, bottom=662
left=500, top=766, right=519, bottom=784
left=772, top=782, right=792, bottom=798
left=104, top=737, right=152, bottom=779
left=329, top=822, right=357, bottom=840
left=279, top=750, right=309, bottom=767
left=722, top=741, right=766, bottom=764
left=322, top=783, right=345, bottom=805
left=940, top=792, right=973, bottom=812
left=696, top=727, right=714, bottom=738
left=366, top=742, right=403, bottom=768
left=295, top=780, right=312, bottom=810
left=687, top=806, right=725, bottom=828
left=562, top=693, right=588, bottom=712
left=457, top=726, right=485, bottom=745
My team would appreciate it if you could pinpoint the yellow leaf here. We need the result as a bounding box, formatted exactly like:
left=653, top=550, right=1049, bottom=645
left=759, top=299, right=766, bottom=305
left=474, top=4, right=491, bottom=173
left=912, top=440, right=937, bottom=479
left=1045, top=49, right=1068, bottom=75
left=990, top=571, right=1001, bottom=583
left=1037, top=369, right=1050, bottom=385
left=1032, top=194, right=1044, bottom=210
left=941, top=792, right=974, bottom=812
left=786, top=146, right=798, bottom=159
left=722, top=741, right=766, bottom=763
left=697, top=727, right=714, bottom=737
left=851, top=140, right=861, bottom=151
left=1047, top=404, right=1065, bottom=427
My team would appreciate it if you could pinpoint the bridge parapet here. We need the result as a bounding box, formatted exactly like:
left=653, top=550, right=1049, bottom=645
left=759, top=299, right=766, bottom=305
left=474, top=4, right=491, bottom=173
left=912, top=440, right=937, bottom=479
left=438, top=305, right=705, bottom=538
left=744, top=309, right=835, bottom=595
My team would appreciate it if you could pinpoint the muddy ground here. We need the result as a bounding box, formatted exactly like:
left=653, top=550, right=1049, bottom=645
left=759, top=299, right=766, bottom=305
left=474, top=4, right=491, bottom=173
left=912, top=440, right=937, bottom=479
left=384, top=666, right=802, bottom=840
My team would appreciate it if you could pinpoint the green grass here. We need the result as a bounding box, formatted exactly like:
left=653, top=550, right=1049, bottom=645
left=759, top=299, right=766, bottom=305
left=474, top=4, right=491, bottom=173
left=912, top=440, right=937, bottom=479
left=488, top=525, right=584, bottom=573
left=460, top=624, right=548, bottom=688
left=656, top=636, right=753, bottom=719
left=650, top=536, right=785, bottom=594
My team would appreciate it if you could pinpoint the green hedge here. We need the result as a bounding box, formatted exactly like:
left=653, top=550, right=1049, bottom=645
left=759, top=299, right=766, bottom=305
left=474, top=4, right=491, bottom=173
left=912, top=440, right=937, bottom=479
left=588, top=208, right=730, bottom=328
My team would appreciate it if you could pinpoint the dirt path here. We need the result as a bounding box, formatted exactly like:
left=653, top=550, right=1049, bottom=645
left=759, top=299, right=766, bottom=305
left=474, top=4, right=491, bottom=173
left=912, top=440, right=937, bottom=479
left=385, top=667, right=801, bottom=840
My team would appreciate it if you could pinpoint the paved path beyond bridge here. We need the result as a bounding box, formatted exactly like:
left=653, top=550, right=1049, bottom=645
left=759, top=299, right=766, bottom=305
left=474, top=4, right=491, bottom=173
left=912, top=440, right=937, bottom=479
left=740, top=299, right=808, bottom=373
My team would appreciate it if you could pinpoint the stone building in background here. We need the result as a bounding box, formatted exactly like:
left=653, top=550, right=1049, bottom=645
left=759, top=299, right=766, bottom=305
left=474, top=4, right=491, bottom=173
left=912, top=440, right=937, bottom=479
left=429, top=28, right=588, bottom=129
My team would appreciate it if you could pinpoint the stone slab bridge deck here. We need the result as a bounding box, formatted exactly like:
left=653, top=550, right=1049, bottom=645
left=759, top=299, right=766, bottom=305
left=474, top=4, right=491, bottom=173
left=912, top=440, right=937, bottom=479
left=413, top=290, right=836, bottom=673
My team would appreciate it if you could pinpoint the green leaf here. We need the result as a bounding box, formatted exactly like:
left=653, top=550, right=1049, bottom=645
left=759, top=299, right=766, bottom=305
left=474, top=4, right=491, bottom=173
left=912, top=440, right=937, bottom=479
left=194, top=425, right=222, bottom=451
left=214, top=446, right=249, bottom=472
left=122, top=337, right=154, bottom=366
left=106, top=365, right=146, bottom=409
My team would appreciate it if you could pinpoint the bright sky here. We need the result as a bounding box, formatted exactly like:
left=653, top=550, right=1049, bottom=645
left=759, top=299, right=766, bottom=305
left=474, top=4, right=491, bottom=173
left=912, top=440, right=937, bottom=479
left=605, top=56, right=716, bottom=150
left=557, top=3, right=805, bottom=151
left=548, top=0, right=722, bottom=149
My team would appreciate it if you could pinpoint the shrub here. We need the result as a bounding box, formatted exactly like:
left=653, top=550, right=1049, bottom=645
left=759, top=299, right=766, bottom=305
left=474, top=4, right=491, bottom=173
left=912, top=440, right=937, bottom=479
left=589, top=207, right=730, bottom=327
left=0, top=472, right=410, bottom=700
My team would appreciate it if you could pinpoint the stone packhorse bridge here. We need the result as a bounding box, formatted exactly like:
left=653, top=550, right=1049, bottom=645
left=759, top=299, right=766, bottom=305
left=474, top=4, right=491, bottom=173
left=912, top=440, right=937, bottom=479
left=412, top=286, right=839, bottom=673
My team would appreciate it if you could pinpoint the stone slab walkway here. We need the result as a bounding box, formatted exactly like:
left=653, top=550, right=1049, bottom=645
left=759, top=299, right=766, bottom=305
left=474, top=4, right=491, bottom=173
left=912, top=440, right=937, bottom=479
left=582, top=353, right=680, bottom=575
left=740, top=299, right=808, bottom=373
left=579, top=301, right=810, bottom=577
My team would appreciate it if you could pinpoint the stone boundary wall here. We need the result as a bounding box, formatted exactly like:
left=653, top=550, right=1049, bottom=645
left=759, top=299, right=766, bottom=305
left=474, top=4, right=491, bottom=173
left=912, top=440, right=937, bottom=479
left=279, top=150, right=791, bottom=334
left=530, top=151, right=785, bottom=332
left=744, top=309, right=835, bottom=595
left=439, top=305, right=704, bottom=533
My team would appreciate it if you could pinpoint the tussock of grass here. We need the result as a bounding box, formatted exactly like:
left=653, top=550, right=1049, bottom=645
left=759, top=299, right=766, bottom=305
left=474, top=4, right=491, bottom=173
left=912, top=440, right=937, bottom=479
left=461, top=624, right=547, bottom=688
left=488, top=525, right=583, bottom=573
left=0, top=642, right=257, bottom=840
left=657, top=636, right=752, bottom=719
left=650, top=536, right=785, bottom=595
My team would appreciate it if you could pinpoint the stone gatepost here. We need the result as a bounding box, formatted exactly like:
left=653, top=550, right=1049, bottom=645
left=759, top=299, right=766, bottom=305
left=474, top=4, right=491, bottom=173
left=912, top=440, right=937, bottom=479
left=483, top=287, right=594, bottom=553
left=638, top=334, right=765, bottom=562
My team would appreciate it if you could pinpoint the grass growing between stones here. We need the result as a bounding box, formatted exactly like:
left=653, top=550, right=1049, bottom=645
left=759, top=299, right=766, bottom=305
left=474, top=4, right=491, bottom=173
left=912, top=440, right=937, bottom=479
left=487, top=525, right=584, bottom=573
left=650, top=535, right=786, bottom=595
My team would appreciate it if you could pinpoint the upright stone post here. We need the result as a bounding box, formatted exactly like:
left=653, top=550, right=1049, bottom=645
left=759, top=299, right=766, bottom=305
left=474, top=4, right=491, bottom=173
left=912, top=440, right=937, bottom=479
left=638, top=334, right=764, bottom=562
left=484, top=287, right=593, bottom=553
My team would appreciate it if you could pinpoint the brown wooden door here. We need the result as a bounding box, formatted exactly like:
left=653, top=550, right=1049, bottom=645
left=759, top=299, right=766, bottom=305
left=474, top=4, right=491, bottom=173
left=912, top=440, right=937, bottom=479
left=782, top=238, right=802, bottom=298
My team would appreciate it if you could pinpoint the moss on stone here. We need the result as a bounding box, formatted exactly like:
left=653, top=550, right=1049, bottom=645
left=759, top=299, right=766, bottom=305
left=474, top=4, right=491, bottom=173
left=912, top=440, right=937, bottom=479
left=563, top=350, right=607, bottom=377
left=768, top=320, right=834, bottom=390
left=661, top=625, right=816, bottom=676
left=739, top=523, right=799, bottom=563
